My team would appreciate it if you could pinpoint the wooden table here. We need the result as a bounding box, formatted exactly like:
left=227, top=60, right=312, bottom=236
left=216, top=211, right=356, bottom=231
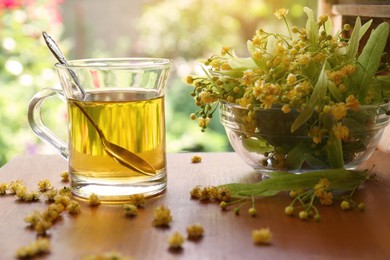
left=1, top=152, right=390, bottom=260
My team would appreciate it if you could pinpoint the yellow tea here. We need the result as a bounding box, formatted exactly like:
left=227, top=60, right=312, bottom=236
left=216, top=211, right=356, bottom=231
left=28, top=58, right=172, bottom=201
left=67, top=89, right=166, bottom=199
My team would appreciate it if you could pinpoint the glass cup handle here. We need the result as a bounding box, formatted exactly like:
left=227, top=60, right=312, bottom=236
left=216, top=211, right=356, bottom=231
left=27, top=88, right=68, bottom=159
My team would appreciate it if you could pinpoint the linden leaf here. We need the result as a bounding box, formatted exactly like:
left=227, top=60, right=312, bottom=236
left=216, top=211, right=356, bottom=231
left=326, top=134, right=344, bottom=168
left=220, top=169, right=369, bottom=199
left=324, top=15, right=333, bottom=35
left=242, top=137, right=274, bottom=154
left=346, top=18, right=372, bottom=61
left=228, top=57, right=257, bottom=70
left=291, top=63, right=328, bottom=132
left=304, top=7, right=319, bottom=51
left=351, top=22, right=390, bottom=103
left=285, top=143, right=311, bottom=170
left=345, top=17, right=362, bottom=61
left=328, top=81, right=343, bottom=102
left=303, top=153, right=329, bottom=169
left=247, top=40, right=267, bottom=69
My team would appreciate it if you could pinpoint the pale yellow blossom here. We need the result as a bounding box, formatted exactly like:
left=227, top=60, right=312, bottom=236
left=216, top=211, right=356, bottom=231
left=274, top=8, right=289, bottom=19
left=168, top=232, right=184, bottom=249
left=252, top=228, right=272, bottom=245
left=330, top=103, right=347, bottom=121
left=187, top=224, right=205, bottom=240
left=333, top=123, right=349, bottom=140
left=346, top=95, right=360, bottom=110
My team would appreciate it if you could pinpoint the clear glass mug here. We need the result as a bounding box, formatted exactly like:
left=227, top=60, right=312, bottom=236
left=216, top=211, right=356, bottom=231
left=28, top=58, right=172, bottom=202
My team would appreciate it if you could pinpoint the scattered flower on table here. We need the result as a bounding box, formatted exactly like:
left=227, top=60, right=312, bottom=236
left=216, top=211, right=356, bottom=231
left=54, top=194, right=71, bottom=208
left=8, top=179, right=25, bottom=194
left=0, top=182, right=8, bottom=194
left=152, top=206, right=172, bottom=227
left=37, top=179, right=52, bottom=192
left=67, top=200, right=81, bottom=215
left=186, top=223, right=205, bottom=240
left=252, top=228, right=272, bottom=245
left=88, top=193, right=101, bottom=206
left=15, top=237, right=51, bottom=258
left=59, top=186, right=71, bottom=196
left=44, top=189, right=59, bottom=202
left=15, top=187, right=41, bottom=202
left=191, top=155, right=202, bottom=163
left=60, top=171, right=69, bottom=182
left=190, top=185, right=232, bottom=202
left=123, top=204, right=138, bottom=217
left=168, top=232, right=185, bottom=249
left=128, top=194, right=145, bottom=208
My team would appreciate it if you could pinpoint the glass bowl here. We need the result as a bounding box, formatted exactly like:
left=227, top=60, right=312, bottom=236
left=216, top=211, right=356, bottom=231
left=220, top=100, right=390, bottom=174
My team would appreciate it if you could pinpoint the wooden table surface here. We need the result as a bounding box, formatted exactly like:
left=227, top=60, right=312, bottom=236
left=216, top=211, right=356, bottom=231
left=1, top=152, right=390, bottom=260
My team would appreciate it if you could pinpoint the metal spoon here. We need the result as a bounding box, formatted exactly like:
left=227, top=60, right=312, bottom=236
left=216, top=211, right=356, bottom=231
left=42, top=32, right=86, bottom=100
left=42, top=32, right=156, bottom=176
left=72, top=101, right=156, bottom=176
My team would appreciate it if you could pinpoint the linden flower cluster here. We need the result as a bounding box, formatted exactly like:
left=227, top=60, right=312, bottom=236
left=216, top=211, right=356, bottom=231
left=252, top=228, right=272, bottom=245
left=152, top=206, right=173, bottom=227
left=88, top=193, right=101, bottom=206
left=187, top=7, right=389, bottom=129
left=284, top=177, right=366, bottom=221
left=190, top=185, right=232, bottom=202
left=4, top=179, right=41, bottom=202
left=186, top=7, right=390, bottom=170
left=24, top=194, right=81, bottom=235
left=212, top=168, right=371, bottom=221
left=168, top=224, right=205, bottom=249
left=123, top=194, right=146, bottom=217
left=16, top=237, right=51, bottom=258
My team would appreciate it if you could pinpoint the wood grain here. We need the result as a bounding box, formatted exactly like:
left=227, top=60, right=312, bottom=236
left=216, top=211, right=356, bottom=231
left=0, top=152, right=390, bottom=260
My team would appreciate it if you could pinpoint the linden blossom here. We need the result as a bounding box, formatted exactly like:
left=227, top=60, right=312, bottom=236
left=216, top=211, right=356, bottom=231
left=185, top=6, right=390, bottom=172
left=186, top=7, right=389, bottom=131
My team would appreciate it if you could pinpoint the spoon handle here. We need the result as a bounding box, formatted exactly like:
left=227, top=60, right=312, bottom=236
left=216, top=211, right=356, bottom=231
left=42, top=32, right=86, bottom=99
left=42, top=32, right=68, bottom=65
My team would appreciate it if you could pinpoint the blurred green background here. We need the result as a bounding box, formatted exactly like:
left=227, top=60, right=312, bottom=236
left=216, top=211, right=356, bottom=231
left=0, top=0, right=316, bottom=166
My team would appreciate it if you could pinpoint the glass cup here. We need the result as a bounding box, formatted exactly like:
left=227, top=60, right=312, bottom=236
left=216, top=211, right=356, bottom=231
left=28, top=58, right=172, bottom=202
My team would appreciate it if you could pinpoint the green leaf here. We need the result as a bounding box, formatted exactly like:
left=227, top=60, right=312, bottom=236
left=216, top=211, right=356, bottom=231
left=303, top=7, right=319, bottom=51
left=351, top=22, right=390, bottom=103
left=304, top=153, right=329, bottom=169
left=328, top=81, right=343, bottom=102
left=291, top=63, right=328, bottom=132
left=266, top=35, right=277, bottom=57
left=359, top=19, right=373, bottom=39
left=228, top=57, right=257, bottom=70
left=216, top=69, right=244, bottom=78
left=242, top=137, right=274, bottom=154
left=346, top=18, right=373, bottom=61
left=247, top=40, right=267, bottom=69
left=326, top=134, right=344, bottom=168
left=345, top=17, right=362, bottom=61
left=324, top=16, right=333, bottom=35
left=285, top=143, right=311, bottom=170
left=371, top=75, right=390, bottom=91
left=342, top=117, right=368, bottom=134
left=220, top=168, right=370, bottom=198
